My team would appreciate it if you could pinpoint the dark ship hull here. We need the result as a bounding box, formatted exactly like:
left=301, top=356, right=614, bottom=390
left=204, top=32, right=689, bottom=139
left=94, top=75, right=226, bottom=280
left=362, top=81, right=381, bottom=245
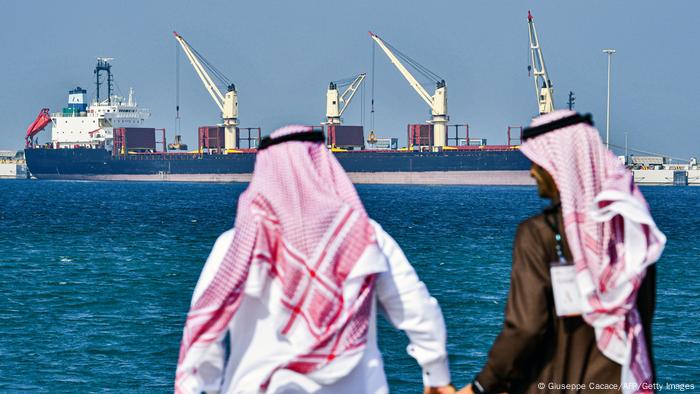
left=24, top=147, right=533, bottom=185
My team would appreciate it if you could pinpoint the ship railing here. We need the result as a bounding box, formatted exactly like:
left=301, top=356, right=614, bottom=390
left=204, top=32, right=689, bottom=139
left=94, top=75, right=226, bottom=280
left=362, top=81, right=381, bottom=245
left=106, top=109, right=150, bottom=117
left=52, top=112, right=87, bottom=118
left=443, top=145, right=521, bottom=151
left=112, top=150, right=258, bottom=160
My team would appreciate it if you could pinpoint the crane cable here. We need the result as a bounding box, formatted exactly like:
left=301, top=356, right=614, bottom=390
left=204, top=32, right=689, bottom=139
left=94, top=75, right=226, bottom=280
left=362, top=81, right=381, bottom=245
left=175, top=41, right=181, bottom=135
left=332, top=74, right=361, bottom=88
left=186, top=40, right=233, bottom=92
left=607, top=142, right=691, bottom=163
left=382, top=39, right=442, bottom=84
left=370, top=40, right=376, bottom=133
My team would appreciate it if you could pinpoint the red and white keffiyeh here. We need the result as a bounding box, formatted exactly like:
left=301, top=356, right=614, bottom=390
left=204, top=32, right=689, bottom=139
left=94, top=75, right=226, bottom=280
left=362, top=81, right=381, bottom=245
left=521, top=110, right=666, bottom=394
left=175, top=125, right=385, bottom=393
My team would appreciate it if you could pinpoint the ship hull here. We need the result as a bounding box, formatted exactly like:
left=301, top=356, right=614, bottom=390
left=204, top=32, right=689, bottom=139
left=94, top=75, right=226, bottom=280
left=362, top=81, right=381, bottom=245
left=25, top=148, right=533, bottom=185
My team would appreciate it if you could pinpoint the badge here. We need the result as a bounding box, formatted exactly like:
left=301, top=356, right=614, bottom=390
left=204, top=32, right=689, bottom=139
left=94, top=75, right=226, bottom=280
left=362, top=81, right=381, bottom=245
left=550, top=263, right=583, bottom=317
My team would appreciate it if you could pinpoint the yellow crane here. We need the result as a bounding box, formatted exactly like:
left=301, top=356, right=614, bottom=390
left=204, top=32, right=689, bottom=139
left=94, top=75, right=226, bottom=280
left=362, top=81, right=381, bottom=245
left=369, top=31, right=448, bottom=148
left=174, top=32, right=239, bottom=150
left=527, top=11, right=555, bottom=115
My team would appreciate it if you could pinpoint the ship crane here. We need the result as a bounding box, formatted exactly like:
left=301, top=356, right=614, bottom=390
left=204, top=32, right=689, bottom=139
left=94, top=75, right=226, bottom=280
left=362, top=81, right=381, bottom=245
left=369, top=31, right=448, bottom=148
left=25, top=108, right=51, bottom=148
left=173, top=32, right=239, bottom=150
left=325, top=73, right=366, bottom=125
left=527, top=11, right=554, bottom=115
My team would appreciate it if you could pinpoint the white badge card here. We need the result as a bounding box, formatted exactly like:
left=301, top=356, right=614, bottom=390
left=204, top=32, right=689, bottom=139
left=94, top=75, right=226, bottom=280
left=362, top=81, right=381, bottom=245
left=550, top=264, right=583, bottom=317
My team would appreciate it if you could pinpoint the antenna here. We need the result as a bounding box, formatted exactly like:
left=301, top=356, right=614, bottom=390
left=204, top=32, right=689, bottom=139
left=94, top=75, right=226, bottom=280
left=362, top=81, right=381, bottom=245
left=567, top=91, right=575, bottom=110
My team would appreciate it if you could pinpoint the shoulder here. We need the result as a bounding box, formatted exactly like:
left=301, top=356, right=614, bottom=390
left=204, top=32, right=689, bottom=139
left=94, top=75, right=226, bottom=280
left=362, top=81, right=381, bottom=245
left=369, top=219, right=399, bottom=254
left=191, top=228, right=236, bottom=304
left=212, top=228, right=236, bottom=254
left=511, top=214, right=554, bottom=278
left=205, top=228, right=236, bottom=273
left=515, top=213, right=550, bottom=246
left=370, top=219, right=387, bottom=245
left=368, top=219, right=411, bottom=276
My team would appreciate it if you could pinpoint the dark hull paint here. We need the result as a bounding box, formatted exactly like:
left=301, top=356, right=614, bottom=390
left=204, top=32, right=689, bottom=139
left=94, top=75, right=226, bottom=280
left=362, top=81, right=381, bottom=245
left=24, top=148, right=532, bottom=184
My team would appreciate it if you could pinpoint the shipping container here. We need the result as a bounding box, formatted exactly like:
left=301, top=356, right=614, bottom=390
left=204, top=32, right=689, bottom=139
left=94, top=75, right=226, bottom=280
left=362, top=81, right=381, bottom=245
left=120, top=128, right=156, bottom=151
left=327, top=125, right=364, bottom=149
left=112, top=128, right=157, bottom=155
left=407, top=124, right=434, bottom=147
left=198, top=126, right=226, bottom=153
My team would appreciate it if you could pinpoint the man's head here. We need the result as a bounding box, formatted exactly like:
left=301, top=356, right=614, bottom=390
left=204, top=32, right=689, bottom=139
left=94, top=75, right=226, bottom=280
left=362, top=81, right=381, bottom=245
left=521, top=111, right=593, bottom=204
left=530, top=162, right=559, bottom=201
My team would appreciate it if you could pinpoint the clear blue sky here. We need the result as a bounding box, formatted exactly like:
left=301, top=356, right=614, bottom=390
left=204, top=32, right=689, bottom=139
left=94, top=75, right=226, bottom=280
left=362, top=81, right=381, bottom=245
left=1, top=1, right=697, bottom=159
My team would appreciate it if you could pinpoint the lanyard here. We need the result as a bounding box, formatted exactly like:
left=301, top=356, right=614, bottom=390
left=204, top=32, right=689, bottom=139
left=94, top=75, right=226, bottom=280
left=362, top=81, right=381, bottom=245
left=544, top=204, right=567, bottom=264
left=544, top=203, right=584, bottom=317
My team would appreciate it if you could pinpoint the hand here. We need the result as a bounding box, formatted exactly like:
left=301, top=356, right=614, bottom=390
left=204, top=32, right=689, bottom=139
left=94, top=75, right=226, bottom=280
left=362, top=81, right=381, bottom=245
left=456, top=384, right=475, bottom=394
left=424, top=384, right=457, bottom=394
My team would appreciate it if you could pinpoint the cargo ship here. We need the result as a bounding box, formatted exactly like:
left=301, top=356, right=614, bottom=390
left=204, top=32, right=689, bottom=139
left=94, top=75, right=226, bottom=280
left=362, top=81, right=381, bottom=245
left=25, top=143, right=532, bottom=185
left=24, top=59, right=532, bottom=185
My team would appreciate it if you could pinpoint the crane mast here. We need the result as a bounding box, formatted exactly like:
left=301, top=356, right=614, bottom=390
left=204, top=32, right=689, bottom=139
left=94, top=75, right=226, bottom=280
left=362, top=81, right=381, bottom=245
left=173, top=31, right=239, bottom=150
left=368, top=32, right=448, bottom=148
left=528, top=11, right=554, bottom=115
left=325, top=73, right=366, bottom=125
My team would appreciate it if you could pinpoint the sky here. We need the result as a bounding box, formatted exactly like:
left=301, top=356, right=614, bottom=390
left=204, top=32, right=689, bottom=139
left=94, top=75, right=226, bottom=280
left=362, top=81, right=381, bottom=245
left=1, top=0, right=698, bottom=160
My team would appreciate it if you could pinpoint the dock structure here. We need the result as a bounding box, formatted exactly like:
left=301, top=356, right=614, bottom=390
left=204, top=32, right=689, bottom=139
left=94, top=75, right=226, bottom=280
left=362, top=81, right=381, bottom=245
left=633, top=169, right=700, bottom=186
left=0, top=150, right=28, bottom=179
left=628, top=156, right=699, bottom=186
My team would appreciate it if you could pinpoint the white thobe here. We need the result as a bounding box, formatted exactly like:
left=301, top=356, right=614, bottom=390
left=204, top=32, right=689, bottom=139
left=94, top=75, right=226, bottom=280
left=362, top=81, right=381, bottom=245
left=189, top=220, right=450, bottom=394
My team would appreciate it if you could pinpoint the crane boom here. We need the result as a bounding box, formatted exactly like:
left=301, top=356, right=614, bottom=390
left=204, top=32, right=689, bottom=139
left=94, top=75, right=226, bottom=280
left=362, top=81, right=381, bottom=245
left=173, top=32, right=224, bottom=112
left=369, top=32, right=434, bottom=109
left=173, top=31, right=239, bottom=150
left=368, top=31, right=448, bottom=148
left=326, top=73, right=366, bottom=125
left=338, top=73, right=365, bottom=117
left=527, top=11, right=554, bottom=115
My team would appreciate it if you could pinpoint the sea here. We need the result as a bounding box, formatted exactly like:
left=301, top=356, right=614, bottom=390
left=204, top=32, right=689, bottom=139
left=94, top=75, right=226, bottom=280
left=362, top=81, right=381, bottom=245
left=1, top=180, right=698, bottom=392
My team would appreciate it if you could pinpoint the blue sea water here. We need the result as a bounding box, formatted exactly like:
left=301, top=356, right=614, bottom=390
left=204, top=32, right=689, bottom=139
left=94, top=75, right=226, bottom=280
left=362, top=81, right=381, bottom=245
left=1, top=180, right=698, bottom=392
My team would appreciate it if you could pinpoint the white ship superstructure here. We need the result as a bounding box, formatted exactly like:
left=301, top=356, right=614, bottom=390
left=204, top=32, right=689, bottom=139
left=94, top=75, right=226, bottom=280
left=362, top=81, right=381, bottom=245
left=50, top=59, right=150, bottom=150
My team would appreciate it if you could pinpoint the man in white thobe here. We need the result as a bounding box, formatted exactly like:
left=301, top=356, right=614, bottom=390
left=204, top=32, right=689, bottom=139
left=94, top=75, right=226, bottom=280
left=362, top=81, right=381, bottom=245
left=175, top=126, right=454, bottom=394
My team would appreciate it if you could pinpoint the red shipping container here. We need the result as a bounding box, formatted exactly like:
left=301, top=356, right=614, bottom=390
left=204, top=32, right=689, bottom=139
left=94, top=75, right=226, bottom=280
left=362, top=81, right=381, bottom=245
left=328, top=125, right=364, bottom=149
left=198, top=126, right=225, bottom=153
left=407, top=124, right=434, bottom=147
left=114, top=128, right=156, bottom=151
